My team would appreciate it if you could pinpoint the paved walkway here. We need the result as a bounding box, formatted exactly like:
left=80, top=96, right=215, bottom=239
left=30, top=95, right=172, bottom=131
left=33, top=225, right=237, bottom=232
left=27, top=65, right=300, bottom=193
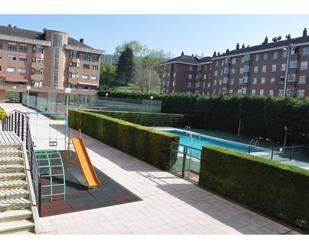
left=0, top=103, right=299, bottom=234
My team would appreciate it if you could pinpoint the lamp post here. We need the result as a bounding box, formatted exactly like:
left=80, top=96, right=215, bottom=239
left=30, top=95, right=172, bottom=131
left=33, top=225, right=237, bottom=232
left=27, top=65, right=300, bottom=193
left=26, top=85, right=31, bottom=114
left=64, top=87, right=71, bottom=151
left=284, top=126, right=288, bottom=149
left=283, top=44, right=293, bottom=97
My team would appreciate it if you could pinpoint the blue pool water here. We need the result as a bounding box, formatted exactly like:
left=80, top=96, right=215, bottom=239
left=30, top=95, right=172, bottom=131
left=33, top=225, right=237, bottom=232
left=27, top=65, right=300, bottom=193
left=162, top=129, right=262, bottom=156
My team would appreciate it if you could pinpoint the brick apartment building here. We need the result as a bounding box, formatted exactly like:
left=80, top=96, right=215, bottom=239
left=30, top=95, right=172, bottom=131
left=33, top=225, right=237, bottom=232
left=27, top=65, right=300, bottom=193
left=0, top=24, right=103, bottom=100
left=161, top=28, right=309, bottom=98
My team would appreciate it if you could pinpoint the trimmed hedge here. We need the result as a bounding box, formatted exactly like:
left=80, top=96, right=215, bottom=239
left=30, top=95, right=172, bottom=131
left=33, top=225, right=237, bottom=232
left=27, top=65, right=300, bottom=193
left=199, top=146, right=309, bottom=232
left=69, top=110, right=179, bottom=170
left=105, top=92, right=309, bottom=145
left=0, top=107, right=6, bottom=120
left=87, top=110, right=201, bottom=128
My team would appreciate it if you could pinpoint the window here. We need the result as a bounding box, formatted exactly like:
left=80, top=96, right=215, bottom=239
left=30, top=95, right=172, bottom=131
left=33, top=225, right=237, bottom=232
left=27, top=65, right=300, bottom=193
left=19, top=44, right=28, bottom=52
left=279, top=89, right=284, bottom=96
left=282, top=50, right=287, bottom=58
left=251, top=89, right=256, bottom=96
left=203, top=74, right=206, bottom=80
left=223, top=67, right=229, bottom=74
left=187, top=82, right=192, bottom=88
left=83, top=53, right=91, bottom=61
left=271, top=77, right=275, bottom=84
left=18, top=68, right=27, bottom=75
left=90, top=75, right=98, bottom=80
left=70, top=62, right=78, bottom=67
left=254, top=66, right=258, bottom=73
left=281, top=63, right=286, bottom=71
left=289, top=60, right=298, bottom=69
left=280, top=76, right=285, bottom=84
left=231, top=58, right=236, bottom=64
left=255, top=54, right=260, bottom=61
left=239, top=78, right=243, bottom=84
left=90, top=65, right=98, bottom=71
left=263, top=53, right=268, bottom=60
left=300, top=61, right=308, bottom=70
left=32, top=45, right=43, bottom=53
left=221, top=60, right=224, bottom=66
left=261, top=77, right=266, bottom=84
left=69, top=50, right=80, bottom=58
left=83, top=64, right=90, bottom=69
left=269, top=89, right=274, bottom=96
left=19, top=56, right=27, bottom=62
left=230, top=68, right=235, bottom=74
left=297, top=89, right=305, bottom=98
left=91, top=55, right=99, bottom=62
left=243, top=65, right=249, bottom=73
left=229, top=79, right=234, bottom=85
left=8, top=43, right=17, bottom=51
left=243, top=76, right=248, bottom=83
left=8, top=55, right=17, bottom=61
left=286, top=88, right=294, bottom=96
left=299, top=75, right=306, bottom=84
left=223, top=77, right=228, bottom=84
left=214, top=70, right=218, bottom=76
left=70, top=73, right=78, bottom=78
left=241, top=54, right=250, bottom=63
left=6, top=67, right=16, bottom=73
left=253, top=77, right=257, bottom=84
left=82, top=74, right=89, bottom=79
left=288, top=73, right=296, bottom=82
left=262, top=65, right=267, bottom=73
left=173, top=72, right=176, bottom=78
left=0, top=42, right=2, bottom=49
left=302, top=47, right=309, bottom=56
left=189, top=66, right=193, bottom=71
left=214, top=80, right=217, bottom=85
left=32, top=68, right=43, bottom=75
left=273, top=51, right=278, bottom=59
left=32, top=57, right=43, bottom=63
left=271, top=64, right=277, bottom=72
left=260, top=89, right=264, bottom=96
left=239, top=67, right=244, bottom=74
left=188, top=74, right=192, bottom=80
left=195, top=82, right=200, bottom=88
left=219, top=79, right=222, bottom=85
left=229, top=89, right=233, bottom=94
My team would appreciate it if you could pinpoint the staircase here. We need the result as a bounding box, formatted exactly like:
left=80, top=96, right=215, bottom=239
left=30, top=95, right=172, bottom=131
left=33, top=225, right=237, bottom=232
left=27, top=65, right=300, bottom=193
left=0, top=143, right=35, bottom=234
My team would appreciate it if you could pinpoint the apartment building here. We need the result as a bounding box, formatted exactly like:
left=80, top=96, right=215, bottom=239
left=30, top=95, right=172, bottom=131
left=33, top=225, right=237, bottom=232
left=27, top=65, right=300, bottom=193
left=161, top=29, right=309, bottom=98
left=0, top=24, right=103, bottom=100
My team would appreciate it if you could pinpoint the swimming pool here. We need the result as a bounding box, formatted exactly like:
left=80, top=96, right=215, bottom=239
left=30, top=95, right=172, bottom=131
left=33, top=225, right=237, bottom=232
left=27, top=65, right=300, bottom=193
left=161, top=128, right=263, bottom=156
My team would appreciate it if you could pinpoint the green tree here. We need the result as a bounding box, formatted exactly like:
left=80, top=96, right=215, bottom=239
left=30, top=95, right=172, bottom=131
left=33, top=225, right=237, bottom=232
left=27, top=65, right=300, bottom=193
left=100, top=63, right=116, bottom=87
left=115, top=46, right=134, bottom=85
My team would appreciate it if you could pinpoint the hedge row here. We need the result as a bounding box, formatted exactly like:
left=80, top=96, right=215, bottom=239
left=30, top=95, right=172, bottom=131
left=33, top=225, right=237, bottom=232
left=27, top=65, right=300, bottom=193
left=69, top=110, right=179, bottom=170
left=0, top=107, right=6, bottom=120
left=199, top=146, right=309, bottom=232
left=104, top=92, right=309, bottom=145
left=87, top=110, right=201, bottom=128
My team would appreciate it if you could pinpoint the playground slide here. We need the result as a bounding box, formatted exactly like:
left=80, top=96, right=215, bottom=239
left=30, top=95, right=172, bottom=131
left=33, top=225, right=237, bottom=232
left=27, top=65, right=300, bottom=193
left=72, top=137, right=101, bottom=188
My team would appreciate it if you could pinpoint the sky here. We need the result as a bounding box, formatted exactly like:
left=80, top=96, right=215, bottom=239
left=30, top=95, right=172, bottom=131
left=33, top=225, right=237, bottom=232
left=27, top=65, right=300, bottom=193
left=1, top=15, right=309, bottom=57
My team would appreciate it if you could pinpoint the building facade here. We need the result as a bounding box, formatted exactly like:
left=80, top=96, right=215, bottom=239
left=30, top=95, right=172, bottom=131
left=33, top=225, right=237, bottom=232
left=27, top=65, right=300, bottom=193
left=161, top=29, right=309, bottom=98
left=0, top=25, right=103, bottom=99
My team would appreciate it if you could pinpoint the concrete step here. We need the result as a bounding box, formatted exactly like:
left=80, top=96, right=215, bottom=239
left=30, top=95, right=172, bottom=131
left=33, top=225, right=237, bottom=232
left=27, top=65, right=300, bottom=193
left=0, top=209, right=32, bottom=222
left=0, top=157, right=23, bottom=165
left=0, top=219, right=34, bottom=234
left=0, top=150, right=23, bottom=157
left=0, top=144, right=21, bottom=149
left=0, top=173, right=26, bottom=181
left=0, top=180, right=27, bottom=190
left=0, top=165, right=25, bottom=173
left=0, top=198, right=31, bottom=211
left=0, top=189, right=29, bottom=200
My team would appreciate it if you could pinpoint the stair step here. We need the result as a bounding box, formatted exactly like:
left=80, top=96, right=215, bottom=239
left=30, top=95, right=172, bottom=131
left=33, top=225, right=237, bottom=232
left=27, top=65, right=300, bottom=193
left=0, top=144, right=21, bottom=149
left=0, top=165, right=25, bottom=173
left=0, top=180, right=27, bottom=190
left=0, top=198, right=31, bottom=211
left=0, top=219, right=34, bottom=234
left=0, top=189, right=29, bottom=200
left=0, top=209, right=32, bottom=222
left=0, top=173, right=26, bottom=181
left=0, top=157, right=23, bottom=165
left=0, top=150, right=23, bottom=157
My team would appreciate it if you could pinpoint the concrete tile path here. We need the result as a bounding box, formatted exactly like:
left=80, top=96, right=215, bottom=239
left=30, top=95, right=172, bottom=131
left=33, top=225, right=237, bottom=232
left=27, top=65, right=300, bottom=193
left=0, top=103, right=299, bottom=234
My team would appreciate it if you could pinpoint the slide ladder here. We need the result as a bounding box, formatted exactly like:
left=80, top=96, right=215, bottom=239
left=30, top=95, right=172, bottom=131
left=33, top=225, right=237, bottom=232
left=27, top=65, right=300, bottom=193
left=71, top=130, right=101, bottom=189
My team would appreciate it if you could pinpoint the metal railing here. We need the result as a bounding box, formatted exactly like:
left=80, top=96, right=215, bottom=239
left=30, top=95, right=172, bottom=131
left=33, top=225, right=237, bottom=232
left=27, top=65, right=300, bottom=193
left=169, top=142, right=201, bottom=183
left=2, top=110, right=41, bottom=215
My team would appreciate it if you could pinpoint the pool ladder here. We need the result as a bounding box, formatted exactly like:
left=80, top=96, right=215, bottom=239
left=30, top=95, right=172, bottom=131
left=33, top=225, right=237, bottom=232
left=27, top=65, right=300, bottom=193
left=248, top=138, right=260, bottom=153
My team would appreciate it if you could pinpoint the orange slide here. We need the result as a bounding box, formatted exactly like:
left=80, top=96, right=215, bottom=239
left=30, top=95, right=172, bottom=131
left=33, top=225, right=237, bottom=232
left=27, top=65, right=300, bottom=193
left=71, top=131, right=101, bottom=189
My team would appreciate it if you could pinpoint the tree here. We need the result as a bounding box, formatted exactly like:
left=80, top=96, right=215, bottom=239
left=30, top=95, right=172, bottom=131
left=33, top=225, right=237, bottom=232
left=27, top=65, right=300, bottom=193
left=100, top=63, right=116, bottom=87
left=115, top=46, right=134, bottom=85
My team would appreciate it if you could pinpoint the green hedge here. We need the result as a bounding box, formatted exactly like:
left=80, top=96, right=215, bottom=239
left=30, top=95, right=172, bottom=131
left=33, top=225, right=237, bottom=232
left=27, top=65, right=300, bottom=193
left=0, top=107, right=6, bottom=120
left=199, top=146, right=309, bottom=232
left=69, top=110, right=179, bottom=170
left=87, top=110, right=200, bottom=128
left=104, top=92, right=309, bottom=145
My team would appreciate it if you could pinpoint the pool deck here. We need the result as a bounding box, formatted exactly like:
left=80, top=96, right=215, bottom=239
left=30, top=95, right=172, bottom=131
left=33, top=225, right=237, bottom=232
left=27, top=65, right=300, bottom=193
left=0, top=104, right=300, bottom=234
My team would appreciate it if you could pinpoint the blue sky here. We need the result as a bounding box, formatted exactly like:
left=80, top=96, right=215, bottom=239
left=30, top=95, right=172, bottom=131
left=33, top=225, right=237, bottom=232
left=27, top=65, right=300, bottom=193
left=1, top=15, right=309, bottom=57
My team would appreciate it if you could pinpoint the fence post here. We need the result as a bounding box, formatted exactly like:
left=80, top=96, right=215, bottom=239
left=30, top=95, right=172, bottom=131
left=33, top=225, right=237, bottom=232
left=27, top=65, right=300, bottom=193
left=182, top=146, right=187, bottom=178
left=271, top=146, right=274, bottom=160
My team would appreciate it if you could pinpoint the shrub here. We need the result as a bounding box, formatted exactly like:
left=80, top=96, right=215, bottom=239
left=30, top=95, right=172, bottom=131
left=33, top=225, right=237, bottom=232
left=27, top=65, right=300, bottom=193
left=69, top=110, right=179, bottom=170
left=87, top=110, right=201, bottom=128
left=0, top=107, right=6, bottom=120
left=199, top=146, right=309, bottom=232
left=105, top=92, right=309, bottom=145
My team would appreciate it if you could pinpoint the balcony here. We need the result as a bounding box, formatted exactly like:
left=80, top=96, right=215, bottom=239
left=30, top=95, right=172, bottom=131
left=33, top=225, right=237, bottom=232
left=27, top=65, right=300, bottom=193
left=70, top=57, right=80, bottom=63
left=69, top=66, right=78, bottom=73
left=31, top=62, right=43, bottom=70
left=31, top=74, right=43, bottom=81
